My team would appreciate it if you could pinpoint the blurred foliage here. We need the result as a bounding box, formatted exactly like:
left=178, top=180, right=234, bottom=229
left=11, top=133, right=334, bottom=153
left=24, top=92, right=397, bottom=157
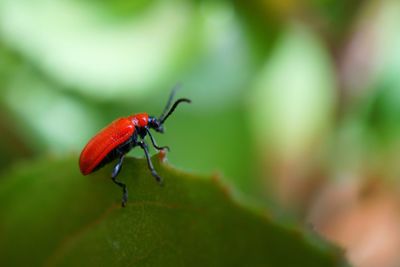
left=0, top=108, right=32, bottom=172
left=82, top=0, right=154, bottom=19
left=0, top=156, right=345, bottom=266
left=0, top=0, right=400, bottom=265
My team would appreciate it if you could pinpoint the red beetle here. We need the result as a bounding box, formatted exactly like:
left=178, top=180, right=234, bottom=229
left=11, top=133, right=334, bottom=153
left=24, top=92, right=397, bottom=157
left=79, top=85, right=191, bottom=207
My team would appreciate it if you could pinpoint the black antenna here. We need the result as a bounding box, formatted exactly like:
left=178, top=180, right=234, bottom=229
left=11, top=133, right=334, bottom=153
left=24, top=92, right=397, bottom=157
left=159, top=83, right=182, bottom=121
left=160, top=98, right=191, bottom=124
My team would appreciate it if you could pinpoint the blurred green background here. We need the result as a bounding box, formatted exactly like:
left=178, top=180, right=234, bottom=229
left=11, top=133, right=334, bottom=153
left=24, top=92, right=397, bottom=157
left=1, top=0, right=400, bottom=266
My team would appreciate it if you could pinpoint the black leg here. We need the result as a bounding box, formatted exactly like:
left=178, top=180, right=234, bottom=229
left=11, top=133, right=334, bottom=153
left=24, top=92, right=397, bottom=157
left=146, top=127, right=170, bottom=151
left=111, top=154, right=128, bottom=207
left=138, top=141, right=163, bottom=185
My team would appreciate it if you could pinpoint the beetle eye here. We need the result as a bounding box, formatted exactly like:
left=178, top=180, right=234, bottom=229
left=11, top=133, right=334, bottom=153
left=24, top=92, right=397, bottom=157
left=148, top=117, right=157, bottom=128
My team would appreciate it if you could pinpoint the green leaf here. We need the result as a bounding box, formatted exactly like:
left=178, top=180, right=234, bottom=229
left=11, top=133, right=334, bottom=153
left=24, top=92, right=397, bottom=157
left=0, top=156, right=345, bottom=266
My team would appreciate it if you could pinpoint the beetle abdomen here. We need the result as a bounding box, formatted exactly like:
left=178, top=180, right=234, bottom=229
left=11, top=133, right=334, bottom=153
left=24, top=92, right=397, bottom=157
left=79, top=118, right=135, bottom=175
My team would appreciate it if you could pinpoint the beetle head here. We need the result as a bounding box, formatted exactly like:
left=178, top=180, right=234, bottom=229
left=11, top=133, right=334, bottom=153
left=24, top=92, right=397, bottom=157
left=148, top=84, right=191, bottom=134
left=148, top=116, right=164, bottom=133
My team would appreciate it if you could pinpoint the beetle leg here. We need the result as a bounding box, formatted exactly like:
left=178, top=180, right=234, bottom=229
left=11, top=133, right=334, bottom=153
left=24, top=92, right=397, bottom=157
left=146, top=127, right=170, bottom=151
left=138, top=141, right=163, bottom=185
left=111, top=154, right=128, bottom=207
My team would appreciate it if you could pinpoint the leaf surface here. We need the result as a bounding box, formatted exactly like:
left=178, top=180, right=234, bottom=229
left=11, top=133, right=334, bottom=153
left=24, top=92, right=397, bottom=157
left=0, top=156, right=346, bottom=266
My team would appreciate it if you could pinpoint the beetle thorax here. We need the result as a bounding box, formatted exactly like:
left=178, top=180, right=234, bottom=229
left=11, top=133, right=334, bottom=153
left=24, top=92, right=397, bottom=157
left=129, top=113, right=149, bottom=128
